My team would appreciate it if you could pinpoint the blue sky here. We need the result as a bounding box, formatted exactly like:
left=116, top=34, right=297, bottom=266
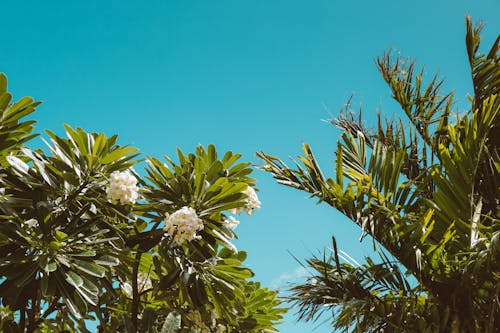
left=1, top=1, right=499, bottom=332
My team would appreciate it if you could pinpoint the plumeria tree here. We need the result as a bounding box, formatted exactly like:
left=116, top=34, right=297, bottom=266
left=258, top=17, right=499, bottom=332
left=0, top=73, right=286, bottom=332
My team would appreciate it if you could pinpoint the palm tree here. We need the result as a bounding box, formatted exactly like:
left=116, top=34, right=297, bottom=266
left=258, top=17, right=499, bottom=332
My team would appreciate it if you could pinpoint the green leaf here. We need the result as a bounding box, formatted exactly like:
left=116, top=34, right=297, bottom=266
left=71, top=259, right=106, bottom=278
left=55, top=230, right=68, bottom=241
left=216, top=264, right=254, bottom=280
left=159, top=267, right=181, bottom=290
left=6, top=156, right=29, bottom=174
left=160, top=312, right=181, bottom=333
left=141, top=307, right=157, bottom=333
left=0, top=73, right=7, bottom=93
left=92, top=133, right=107, bottom=157
left=65, top=271, right=83, bottom=288
left=0, top=92, right=12, bottom=109
left=94, top=255, right=120, bottom=266
left=45, top=261, right=58, bottom=273
left=101, top=147, right=138, bottom=164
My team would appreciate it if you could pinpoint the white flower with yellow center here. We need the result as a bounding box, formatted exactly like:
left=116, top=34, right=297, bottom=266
left=164, top=207, right=204, bottom=246
left=106, top=170, right=139, bottom=204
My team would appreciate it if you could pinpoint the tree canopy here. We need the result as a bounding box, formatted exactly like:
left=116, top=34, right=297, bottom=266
left=0, top=73, right=286, bottom=332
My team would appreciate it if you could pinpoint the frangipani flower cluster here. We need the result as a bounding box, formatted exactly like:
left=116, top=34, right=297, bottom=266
left=230, top=185, right=261, bottom=215
left=106, top=170, right=139, bottom=204
left=164, top=206, right=204, bottom=246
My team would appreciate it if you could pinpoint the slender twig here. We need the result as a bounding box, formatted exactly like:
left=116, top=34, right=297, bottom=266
left=19, top=308, right=26, bottom=332
left=26, top=282, right=40, bottom=333
left=131, top=250, right=143, bottom=332
left=27, top=300, right=37, bottom=333
left=96, top=296, right=108, bottom=333
left=38, top=300, right=58, bottom=322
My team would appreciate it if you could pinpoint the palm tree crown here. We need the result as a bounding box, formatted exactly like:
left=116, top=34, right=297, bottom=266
left=258, top=16, right=499, bottom=332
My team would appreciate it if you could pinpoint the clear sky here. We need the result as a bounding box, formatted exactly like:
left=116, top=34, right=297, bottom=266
left=1, top=1, right=499, bottom=332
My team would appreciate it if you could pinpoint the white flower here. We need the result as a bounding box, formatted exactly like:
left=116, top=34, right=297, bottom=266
left=229, top=186, right=261, bottom=215
left=164, top=207, right=204, bottom=246
left=106, top=170, right=139, bottom=204
left=224, top=216, right=239, bottom=230
left=216, top=324, right=227, bottom=333
left=24, top=218, right=38, bottom=228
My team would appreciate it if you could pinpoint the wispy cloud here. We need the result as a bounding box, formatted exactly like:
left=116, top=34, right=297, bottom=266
left=270, top=266, right=310, bottom=289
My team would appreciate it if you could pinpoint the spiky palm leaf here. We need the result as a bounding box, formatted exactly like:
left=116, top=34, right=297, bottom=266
left=259, top=17, right=499, bottom=332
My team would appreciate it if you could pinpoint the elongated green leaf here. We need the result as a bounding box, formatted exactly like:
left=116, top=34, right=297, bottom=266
left=101, top=147, right=138, bottom=164
left=160, top=312, right=181, bottom=333
left=72, top=259, right=106, bottom=278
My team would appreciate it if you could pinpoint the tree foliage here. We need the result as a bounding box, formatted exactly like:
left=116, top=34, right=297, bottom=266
left=258, top=17, right=499, bottom=332
left=0, top=74, right=286, bottom=332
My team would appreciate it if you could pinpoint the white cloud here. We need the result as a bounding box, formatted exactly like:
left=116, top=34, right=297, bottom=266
left=270, top=266, right=310, bottom=289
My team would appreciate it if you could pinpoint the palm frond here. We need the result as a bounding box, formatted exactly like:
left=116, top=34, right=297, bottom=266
left=259, top=17, right=500, bottom=332
left=288, top=238, right=427, bottom=332
left=465, top=16, right=500, bottom=113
